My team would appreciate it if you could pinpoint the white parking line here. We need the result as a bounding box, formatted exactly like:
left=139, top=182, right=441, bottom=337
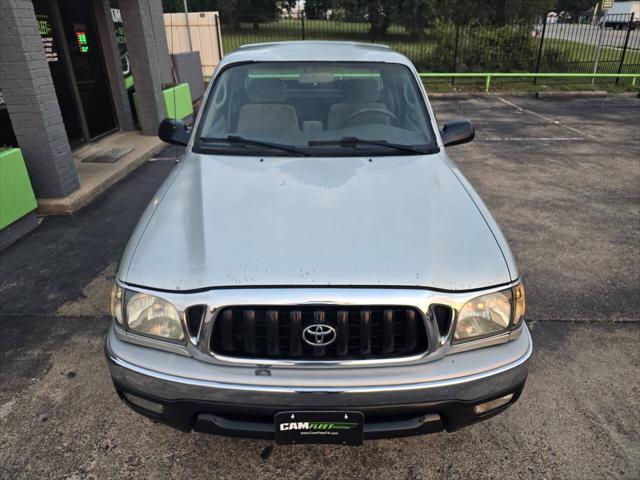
left=148, top=157, right=180, bottom=162
left=495, top=96, right=596, bottom=139
left=482, top=137, right=583, bottom=142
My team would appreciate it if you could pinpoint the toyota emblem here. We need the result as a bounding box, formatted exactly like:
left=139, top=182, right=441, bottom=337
left=302, top=324, right=337, bottom=347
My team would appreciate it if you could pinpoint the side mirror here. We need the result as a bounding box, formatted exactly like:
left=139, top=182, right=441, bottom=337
left=158, top=118, right=190, bottom=146
left=441, top=119, right=475, bottom=147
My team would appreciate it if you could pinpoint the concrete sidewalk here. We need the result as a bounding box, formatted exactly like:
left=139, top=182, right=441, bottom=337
left=36, top=131, right=166, bottom=215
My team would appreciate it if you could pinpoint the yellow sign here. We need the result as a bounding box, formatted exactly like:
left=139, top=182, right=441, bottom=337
left=602, top=0, right=614, bottom=9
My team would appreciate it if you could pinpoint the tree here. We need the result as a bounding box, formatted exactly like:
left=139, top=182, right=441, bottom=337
left=335, top=0, right=553, bottom=38
left=553, top=0, right=594, bottom=16
left=340, top=0, right=399, bottom=37
left=161, top=0, right=294, bottom=29
left=305, top=0, right=332, bottom=20
left=429, top=0, right=553, bottom=25
left=161, top=0, right=216, bottom=12
left=396, top=0, right=436, bottom=36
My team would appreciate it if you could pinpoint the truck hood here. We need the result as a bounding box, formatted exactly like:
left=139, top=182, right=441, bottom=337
left=120, top=152, right=512, bottom=291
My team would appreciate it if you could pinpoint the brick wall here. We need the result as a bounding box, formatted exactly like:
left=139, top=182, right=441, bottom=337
left=0, top=0, right=79, bottom=198
left=147, top=0, right=174, bottom=86
left=119, top=0, right=168, bottom=135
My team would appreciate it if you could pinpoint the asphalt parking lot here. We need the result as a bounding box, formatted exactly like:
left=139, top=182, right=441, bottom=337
left=1, top=94, right=639, bottom=479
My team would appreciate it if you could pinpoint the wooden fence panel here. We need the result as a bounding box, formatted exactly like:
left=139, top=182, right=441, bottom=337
left=164, top=12, right=223, bottom=78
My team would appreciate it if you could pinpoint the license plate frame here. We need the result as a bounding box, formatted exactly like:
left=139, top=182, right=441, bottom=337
left=274, top=411, right=364, bottom=446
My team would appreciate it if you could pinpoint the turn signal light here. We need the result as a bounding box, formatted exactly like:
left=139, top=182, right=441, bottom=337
left=474, top=393, right=514, bottom=415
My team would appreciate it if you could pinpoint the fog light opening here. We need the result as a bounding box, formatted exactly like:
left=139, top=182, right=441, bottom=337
left=122, top=392, right=165, bottom=415
left=474, top=393, right=514, bottom=416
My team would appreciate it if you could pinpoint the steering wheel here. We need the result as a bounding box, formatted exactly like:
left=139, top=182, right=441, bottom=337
left=344, top=108, right=397, bottom=126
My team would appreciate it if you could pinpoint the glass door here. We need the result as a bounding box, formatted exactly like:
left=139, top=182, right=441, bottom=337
left=56, top=0, right=117, bottom=140
left=32, top=0, right=84, bottom=145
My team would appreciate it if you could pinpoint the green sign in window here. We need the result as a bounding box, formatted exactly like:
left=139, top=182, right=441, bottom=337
left=37, top=18, right=52, bottom=35
left=75, top=31, right=89, bottom=53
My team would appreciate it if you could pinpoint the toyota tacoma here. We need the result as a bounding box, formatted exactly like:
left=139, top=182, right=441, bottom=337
left=106, top=41, right=531, bottom=445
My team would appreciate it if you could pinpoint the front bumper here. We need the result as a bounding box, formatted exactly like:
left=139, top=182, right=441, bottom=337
left=106, top=324, right=532, bottom=439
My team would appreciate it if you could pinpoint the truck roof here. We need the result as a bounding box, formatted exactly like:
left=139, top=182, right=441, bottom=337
left=217, top=41, right=413, bottom=69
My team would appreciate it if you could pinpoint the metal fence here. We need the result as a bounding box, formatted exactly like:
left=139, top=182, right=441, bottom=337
left=218, top=12, right=640, bottom=86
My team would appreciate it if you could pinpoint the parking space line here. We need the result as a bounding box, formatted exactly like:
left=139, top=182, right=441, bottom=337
left=495, top=96, right=596, bottom=139
left=149, top=157, right=180, bottom=162
left=481, top=137, right=583, bottom=142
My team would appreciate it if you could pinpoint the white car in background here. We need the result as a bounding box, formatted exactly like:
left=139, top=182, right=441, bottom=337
left=601, top=1, right=640, bottom=29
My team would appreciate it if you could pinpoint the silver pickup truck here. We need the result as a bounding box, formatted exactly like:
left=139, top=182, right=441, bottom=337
left=106, top=41, right=531, bottom=446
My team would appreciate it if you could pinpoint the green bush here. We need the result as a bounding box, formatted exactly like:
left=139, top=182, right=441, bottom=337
left=540, top=47, right=569, bottom=71
left=454, top=24, right=537, bottom=72
left=389, top=21, right=538, bottom=72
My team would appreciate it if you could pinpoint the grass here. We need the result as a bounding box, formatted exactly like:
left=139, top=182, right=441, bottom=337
left=422, top=80, right=638, bottom=93
left=220, top=19, right=640, bottom=89
left=221, top=18, right=407, bottom=53
left=540, top=38, right=640, bottom=73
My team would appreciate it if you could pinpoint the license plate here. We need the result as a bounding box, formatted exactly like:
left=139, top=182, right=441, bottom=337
left=275, top=411, right=364, bottom=446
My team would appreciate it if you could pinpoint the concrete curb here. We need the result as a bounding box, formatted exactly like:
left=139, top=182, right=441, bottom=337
left=0, top=212, right=38, bottom=251
left=427, top=92, right=534, bottom=99
left=534, top=91, right=608, bottom=99
left=37, top=138, right=166, bottom=216
left=428, top=91, right=614, bottom=99
left=613, top=91, right=640, bottom=98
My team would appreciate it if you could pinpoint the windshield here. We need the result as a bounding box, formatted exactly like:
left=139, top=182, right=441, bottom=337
left=194, top=62, right=437, bottom=156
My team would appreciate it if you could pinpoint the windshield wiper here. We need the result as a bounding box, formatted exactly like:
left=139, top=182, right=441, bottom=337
left=200, top=135, right=311, bottom=156
left=308, top=137, right=438, bottom=155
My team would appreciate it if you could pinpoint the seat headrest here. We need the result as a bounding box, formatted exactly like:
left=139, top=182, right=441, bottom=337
left=343, top=78, right=381, bottom=102
left=247, top=78, right=286, bottom=103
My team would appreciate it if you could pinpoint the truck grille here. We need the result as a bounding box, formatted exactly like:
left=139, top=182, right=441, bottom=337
left=210, top=306, right=429, bottom=361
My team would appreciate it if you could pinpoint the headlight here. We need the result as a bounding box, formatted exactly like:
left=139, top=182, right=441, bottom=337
left=124, top=291, right=184, bottom=342
left=453, top=283, right=525, bottom=343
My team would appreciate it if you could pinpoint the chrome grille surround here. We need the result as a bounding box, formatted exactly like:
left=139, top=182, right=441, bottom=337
left=113, top=281, right=523, bottom=368
left=209, top=305, right=431, bottom=361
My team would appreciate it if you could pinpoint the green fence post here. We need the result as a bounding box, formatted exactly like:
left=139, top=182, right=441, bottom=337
left=419, top=72, right=636, bottom=89
left=485, top=75, right=492, bottom=92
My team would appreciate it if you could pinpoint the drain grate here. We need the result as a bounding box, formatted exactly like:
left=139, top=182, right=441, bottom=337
left=81, top=146, right=134, bottom=163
